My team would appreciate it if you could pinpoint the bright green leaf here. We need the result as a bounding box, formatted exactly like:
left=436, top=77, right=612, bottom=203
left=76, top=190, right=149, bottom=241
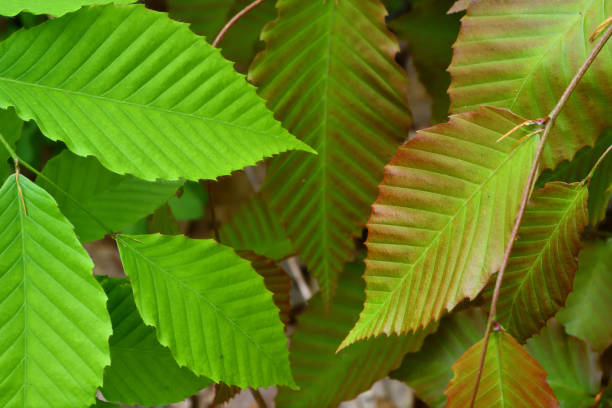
left=0, top=174, right=111, bottom=408
left=277, top=262, right=432, bottom=408
left=390, top=309, right=487, bottom=408
left=99, top=276, right=212, bottom=406
left=37, top=150, right=181, bottom=242
left=448, top=0, right=612, bottom=169
left=526, top=320, right=602, bottom=408
left=249, top=0, right=412, bottom=305
left=557, top=239, right=612, bottom=352
left=484, top=182, right=589, bottom=341
left=0, top=4, right=313, bottom=181
left=0, top=0, right=134, bottom=17
left=341, top=107, right=538, bottom=348
left=116, top=233, right=295, bottom=389
left=445, top=330, right=558, bottom=408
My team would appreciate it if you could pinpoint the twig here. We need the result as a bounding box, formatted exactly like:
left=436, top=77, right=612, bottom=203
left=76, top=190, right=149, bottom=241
left=583, top=143, right=612, bottom=184
left=249, top=387, right=268, bottom=408
left=212, top=0, right=266, bottom=47
left=469, top=21, right=612, bottom=408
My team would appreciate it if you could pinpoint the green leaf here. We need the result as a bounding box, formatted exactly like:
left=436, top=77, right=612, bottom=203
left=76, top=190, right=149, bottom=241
left=0, top=107, right=23, bottom=178
left=389, top=0, right=461, bottom=123
left=276, top=262, right=432, bottom=408
left=249, top=0, right=412, bottom=305
left=0, top=0, right=134, bottom=17
left=0, top=4, right=313, bottom=182
left=484, top=182, right=589, bottom=341
left=37, top=150, right=181, bottom=242
left=168, top=181, right=208, bottom=221
left=526, top=320, right=602, bottom=408
left=98, top=276, right=212, bottom=406
left=116, top=233, right=295, bottom=389
left=0, top=174, right=111, bottom=407
left=148, top=203, right=181, bottom=235
left=448, top=0, right=612, bottom=169
left=91, top=400, right=119, bottom=408
left=340, top=107, right=538, bottom=348
left=390, top=309, right=487, bottom=408
left=168, top=0, right=277, bottom=72
left=445, top=330, right=558, bottom=408
left=557, top=239, right=612, bottom=352
left=219, top=193, right=294, bottom=261
left=537, top=130, right=612, bottom=225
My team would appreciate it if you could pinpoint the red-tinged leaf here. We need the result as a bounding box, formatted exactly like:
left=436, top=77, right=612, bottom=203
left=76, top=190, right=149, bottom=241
left=448, top=0, right=612, bottom=169
left=249, top=0, right=411, bottom=306
left=238, top=250, right=291, bottom=326
left=557, top=239, right=612, bottom=352
left=484, top=182, right=589, bottom=341
left=445, top=330, right=559, bottom=408
left=340, top=106, right=538, bottom=348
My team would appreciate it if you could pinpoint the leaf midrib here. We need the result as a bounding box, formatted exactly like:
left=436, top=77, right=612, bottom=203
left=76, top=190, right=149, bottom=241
left=119, top=237, right=283, bottom=373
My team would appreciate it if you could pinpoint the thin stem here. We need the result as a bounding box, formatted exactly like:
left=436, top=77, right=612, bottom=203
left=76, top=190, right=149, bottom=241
left=584, top=143, right=612, bottom=183
left=249, top=387, right=268, bottom=408
left=212, top=0, right=266, bottom=47
left=469, top=21, right=612, bottom=408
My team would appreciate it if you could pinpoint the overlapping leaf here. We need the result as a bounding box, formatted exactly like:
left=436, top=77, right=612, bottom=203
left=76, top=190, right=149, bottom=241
left=0, top=107, right=23, bottom=178
left=116, top=233, right=295, bottom=389
left=448, top=0, right=612, bottom=169
left=537, top=130, right=612, bottom=224
left=0, top=0, right=134, bottom=17
left=390, top=309, right=487, bottom=408
left=557, top=239, right=612, bottom=351
left=485, top=182, right=588, bottom=341
left=249, top=0, right=411, bottom=305
left=37, top=150, right=181, bottom=242
left=340, top=107, right=538, bottom=348
left=168, top=181, right=208, bottom=221
left=445, top=330, right=558, bottom=407
left=219, top=193, right=294, bottom=261
left=526, top=320, right=602, bottom=408
left=0, top=174, right=111, bottom=408
left=276, top=262, right=432, bottom=408
left=98, top=277, right=212, bottom=406
left=0, top=4, right=312, bottom=181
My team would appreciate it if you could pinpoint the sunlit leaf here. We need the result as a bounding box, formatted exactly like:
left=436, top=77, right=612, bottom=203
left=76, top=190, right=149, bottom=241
left=0, top=0, right=134, bottom=17
left=249, top=0, right=411, bottom=305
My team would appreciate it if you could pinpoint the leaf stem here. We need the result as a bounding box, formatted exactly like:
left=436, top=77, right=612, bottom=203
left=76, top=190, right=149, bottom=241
left=469, top=21, right=612, bottom=408
left=583, top=143, right=612, bottom=184
left=212, top=0, right=266, bottom=48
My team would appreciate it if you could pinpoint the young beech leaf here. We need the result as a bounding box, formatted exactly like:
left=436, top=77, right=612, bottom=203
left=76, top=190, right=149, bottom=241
left=448, top=0, right=612, bottom=170
left=0, top=174, right=112, bottom=408
left=37, top=150, right=181, bottom=242
left=557, top=239, right=612, bottom=352
left=98, top=277, right=212, bottom=406
left=116, top=233, right=295, bottom=389
left=483, top=182, right=589, bottom=341
left=390, top=309, right=487, bottom=408
left=340, top=106, right=538, bottom=348
left=0, top=4, right=313, bottom=182
left=249, top=0, right=412, bottom=306
left=0, top=0, right=135, bottom=17
left=445, top=330, right=558, bottom=408
left=276, top=262, right=433, bottom=408
left=526, top=320, right=602, bottom=408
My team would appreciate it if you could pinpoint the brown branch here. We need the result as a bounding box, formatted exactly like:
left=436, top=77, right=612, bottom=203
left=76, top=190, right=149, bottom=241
left=249, top=387, right=268, bottom=408
left=212, top=0, right=266, bottom=48
left=469, top=21, right=612, bottom=408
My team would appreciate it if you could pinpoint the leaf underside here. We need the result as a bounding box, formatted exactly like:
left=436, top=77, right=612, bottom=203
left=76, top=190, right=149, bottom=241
left=0, top=175, right=111, bottom=408
left=557, top=239, right=612, bottom=351
left=0, top=4, right=312, bottom=181
left=340, top=106, right=538, bottom=348
left=448, top=0, right=612, bottom=169
left=99, top=277, right=211, bottom=406
left=390, top=309, right=487, bottom=408
left=249, top=0, right=412, bottom=306
left=37, top=150, right=181, bottom=242
left=117, top=233, right=295, bottom=389
left=0, top=0, right=134, bottom=17
left=485, top=182, right=588, bottom=341
left=526, top=320, right=602, bottom=408
left=445, top=330, right=558, bottom=408
left=276, top=262, right=432, bottom=408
